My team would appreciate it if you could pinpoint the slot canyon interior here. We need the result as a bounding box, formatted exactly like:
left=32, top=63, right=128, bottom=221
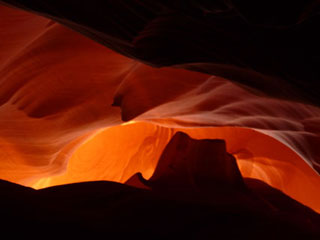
left=0, top=1, right=320, bottom=238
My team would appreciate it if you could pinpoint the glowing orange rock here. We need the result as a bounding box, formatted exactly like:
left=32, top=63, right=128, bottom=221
left=0, top=4, right=319, bottom=215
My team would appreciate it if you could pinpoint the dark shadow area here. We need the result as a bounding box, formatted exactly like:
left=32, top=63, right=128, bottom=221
left=1, top=132, right=319, bottom=239
left=1, top=0, right=319, bottom=107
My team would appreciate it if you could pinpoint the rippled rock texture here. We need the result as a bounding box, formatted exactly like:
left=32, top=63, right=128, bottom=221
left=0, top=1, right=320, bottom=237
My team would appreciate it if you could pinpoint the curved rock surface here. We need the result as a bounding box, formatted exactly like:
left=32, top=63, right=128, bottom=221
left=1, top=0, right=319, bottom=106
left=0, top=1, right=320, bottom=217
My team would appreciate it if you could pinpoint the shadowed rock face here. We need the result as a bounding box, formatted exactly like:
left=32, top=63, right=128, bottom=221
left=1, top=132, right=320, bottom=238
left=1, top=0, right=319, bottom=107
left=127, top=132, right=245, bottom=191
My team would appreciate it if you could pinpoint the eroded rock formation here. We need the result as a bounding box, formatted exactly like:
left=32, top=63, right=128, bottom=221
left=0, top=1, right=320, bottom=235
left=1, top=133, right=320, bottom=238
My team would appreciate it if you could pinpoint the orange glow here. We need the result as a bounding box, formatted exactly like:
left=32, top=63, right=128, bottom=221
left=31, top=122, right=320, bottom=213
left=1, top=4, right=320, bottom=216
